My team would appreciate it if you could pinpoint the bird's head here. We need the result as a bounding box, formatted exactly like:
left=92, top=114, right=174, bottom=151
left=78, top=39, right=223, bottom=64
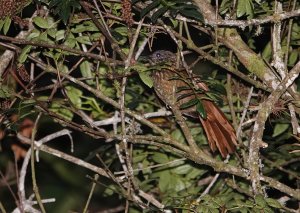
left=148, top=50, right=176, bottom=65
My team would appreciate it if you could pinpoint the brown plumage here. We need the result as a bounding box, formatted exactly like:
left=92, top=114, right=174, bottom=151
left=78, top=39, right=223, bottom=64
left=149, top=50, right=237, bottom=158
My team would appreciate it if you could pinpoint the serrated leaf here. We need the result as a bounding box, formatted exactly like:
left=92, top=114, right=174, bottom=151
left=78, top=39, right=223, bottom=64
left=151, top=7, right=168, bottom=23
left=139, top=72, right=153, bottom=88
left=180, top=98, right=198, bottom=109
left=141, top=0, right=161, bottom=18
left=196, top=100, right=207, bottom=119
left=272, top=123, right=289, bottom=137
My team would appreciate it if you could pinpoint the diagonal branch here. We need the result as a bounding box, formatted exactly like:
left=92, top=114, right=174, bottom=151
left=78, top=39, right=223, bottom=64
left=249, top=60, right=300, bottom=194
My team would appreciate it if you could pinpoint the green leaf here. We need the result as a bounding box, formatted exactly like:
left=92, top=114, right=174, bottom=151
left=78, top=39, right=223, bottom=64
left=139, top=72, right=153, bottom=88
left=255, top=194, right=267, bottom=208
left=170, top=19, right=178, bottom=28
left=151, top=7, right=169, bottom=23
left=90, top=33, right=102, bottom=41
left=71, top=24, right=87, bottom=33
left=47, top=28, right=57, bottom=38
left=176, top=86, right=191, bottom=93
left=180, top=98, right=198, bottom=109
left=170, top=175, right=186, bottom=192
left=133, top=152, right=148, bottom=164
left=158, top=170, right=171, bottom=192
left=36, top=32, right=49, bottom=42
left=288, top=50, right=298, bottom=66
left=50, top=103, right=74, bottom=121
left=141, top=0, right=161, bottom=18
left=186, top=168, right=206, bottom=179
left=56, top=30, right=65, bottom=40
left=196, top=100, right=207, bottom=119
left=272, top=123, right=289, bottom=137
left=265, top=198, right=282, bottom=209
left=261, top=207, right=273, bottom=213
left=64, top=34, right=77, bottom=48
left=0, top=85, right=12, bottom=98
left=0, top=19, right=4, bottom=31
left=171, top=129, right=185, bottom=143
left=27, top=29, right=41, bottom=40
left=65, top=86, right=82, bottom=108
left=237, top=0, right=254, bottom=18
left=152, top=152, right=169, bottom=164
left=33, top=17, right=50, bottom=29
left=18, top=45, right=32, bottom=63
left=76, top=36, right=92, bottom=45
left=219, top=0, right=232, bottom=14
left=179, top=9, right=203, bottom=22
left=80, top=61, right=94, bottom=85
left=262, top=42, right=272, bottom=61
left=172, top=164, right=192, bottom=175
left=3, top=17, right=11, bottom=35
left=177, top=92, right=194, bottom=101
left=49, top=0, right=81, bottom=24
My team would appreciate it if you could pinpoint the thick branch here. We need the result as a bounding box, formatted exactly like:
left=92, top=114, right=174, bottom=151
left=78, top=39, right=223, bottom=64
left=249, top=60, right=300, bottom=194
left=192, top=0, right=279, bottom=90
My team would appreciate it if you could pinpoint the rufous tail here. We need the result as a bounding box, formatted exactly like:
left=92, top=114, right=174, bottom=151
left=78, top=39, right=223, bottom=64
left=199, top=100, right=237, bottom=158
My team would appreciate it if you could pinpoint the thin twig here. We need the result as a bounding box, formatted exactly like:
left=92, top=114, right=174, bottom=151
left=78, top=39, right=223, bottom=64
left=30, top=113, right=46, bottom=213
left=83, top=174, right=99, bottom=213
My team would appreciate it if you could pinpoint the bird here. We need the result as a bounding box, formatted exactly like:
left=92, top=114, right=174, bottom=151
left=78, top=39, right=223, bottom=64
left=148, top=50, right=237, bottom=158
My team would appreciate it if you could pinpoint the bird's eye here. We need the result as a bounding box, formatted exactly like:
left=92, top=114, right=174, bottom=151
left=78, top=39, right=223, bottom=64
left=156, top=52, right=161, bottom=58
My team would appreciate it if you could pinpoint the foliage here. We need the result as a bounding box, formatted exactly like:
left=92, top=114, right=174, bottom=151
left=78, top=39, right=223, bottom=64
left=0, top=0, right=300, bottom=212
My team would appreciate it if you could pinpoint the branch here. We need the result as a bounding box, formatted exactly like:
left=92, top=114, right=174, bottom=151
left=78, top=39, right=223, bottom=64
left=0, top=35, right=123, bottom=66
left=192, top=0, right=280, bottom=90
left=206, top=9, right=300, bottom=27
left=249, top=60, right=300, bottom=194
left=79, top=0, right=127, bottom=61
